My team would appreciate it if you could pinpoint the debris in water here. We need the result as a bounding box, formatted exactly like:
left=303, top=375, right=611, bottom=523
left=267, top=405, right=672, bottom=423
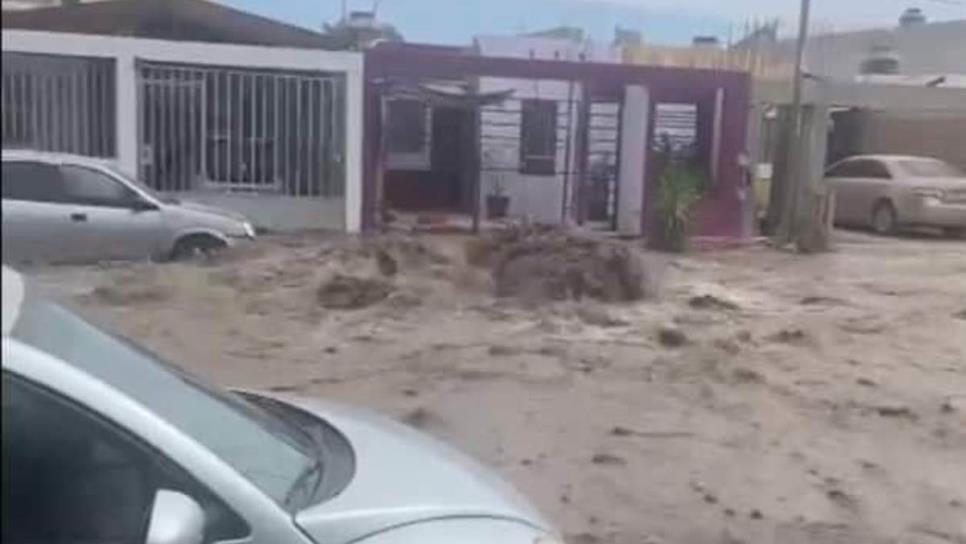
left=658, top=326, right=688, bottom=347
left=316, top=274, right=393, bottom=309
left=732, top=367, right=765, bottom=384
left=714, top=338, right=742, bottom=355
left=90, top=272, right=169, bottom=305
left=873, top=404, right=917, bottom=420
left=610, top=426, right=635, bottom=437
left=488, top=344, right=520, bottom=357
left=576, top=305, right=630, bottom=328
left=800, top=295, right=847, bottom=306
left=591, top=452, right=627, bottom=466
left=375, top=249, right=398, bottom=277
left=768, top=328, right=808, bottom=344
left=400, top=406, right=443, bottom=429
left=688, top=294, right=740, bottom=311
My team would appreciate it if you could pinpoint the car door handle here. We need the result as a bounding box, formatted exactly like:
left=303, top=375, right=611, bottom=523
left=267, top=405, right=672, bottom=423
left=70, top=212, right=88, bottom=222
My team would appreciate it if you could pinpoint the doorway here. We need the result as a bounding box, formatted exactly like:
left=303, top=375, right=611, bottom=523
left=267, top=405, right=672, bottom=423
left=383, top=102, right=474, bottom=213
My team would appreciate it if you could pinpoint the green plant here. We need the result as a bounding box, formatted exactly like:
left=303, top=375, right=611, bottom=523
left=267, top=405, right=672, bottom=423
left=650, top=161, right=708, bottom=252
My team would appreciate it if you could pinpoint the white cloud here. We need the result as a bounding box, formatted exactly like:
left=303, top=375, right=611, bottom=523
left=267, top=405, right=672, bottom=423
left=577, top=0, right=965, bottom=30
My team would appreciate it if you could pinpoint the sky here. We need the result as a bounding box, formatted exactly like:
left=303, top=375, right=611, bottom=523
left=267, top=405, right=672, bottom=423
left=226, top=0, right=966, bottom=45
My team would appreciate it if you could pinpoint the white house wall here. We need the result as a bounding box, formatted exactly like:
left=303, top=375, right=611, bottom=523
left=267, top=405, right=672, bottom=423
left=1, top=30, right=364, bottom=232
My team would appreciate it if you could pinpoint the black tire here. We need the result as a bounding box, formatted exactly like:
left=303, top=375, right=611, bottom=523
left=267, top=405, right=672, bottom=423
left=169, top=234, right=227, bottom=261
left=870, top=201, right=898, bottom=236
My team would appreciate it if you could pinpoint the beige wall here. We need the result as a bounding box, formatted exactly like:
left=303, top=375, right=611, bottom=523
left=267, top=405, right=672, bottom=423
left=622, top=44, right=793, bottom=80
left=861, top=112, right=966, bottom=171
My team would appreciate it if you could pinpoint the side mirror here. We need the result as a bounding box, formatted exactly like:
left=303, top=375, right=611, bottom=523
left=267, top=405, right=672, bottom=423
left=145, top=490, right=205, bottom=544
left=131, top=198, right=160, bottom=212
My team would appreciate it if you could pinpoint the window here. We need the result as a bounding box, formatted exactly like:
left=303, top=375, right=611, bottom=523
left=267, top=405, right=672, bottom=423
left=60, top=164, right=137, bottom=207
left=1, top=373, right=249, bottom=543
left=899, top=159, right=963, bottom=178
left=1, top=161, right=64, bottom=203
left=826, top=160, right=857, bottom=178
left=520, top=99, right=558, bottom=176
left=852, top=160, right=891, bottom=179
left=827, top=159, right=890, bottom=179
left=652, top=102, right=698, bottom=159
left=387, top=99, right=429, bottom=154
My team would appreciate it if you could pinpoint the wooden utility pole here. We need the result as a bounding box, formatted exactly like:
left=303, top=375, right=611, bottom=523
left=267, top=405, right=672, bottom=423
left=773, top=0, right=811, bottom=247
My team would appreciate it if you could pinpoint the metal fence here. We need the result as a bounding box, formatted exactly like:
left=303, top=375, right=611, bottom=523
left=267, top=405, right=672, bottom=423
left=1, top=52, right=116, bottom=157
left=138, top=62, right=346, bottom=198
left=479, top=96, right=578, bottom=176
left=585, top=101, right=621, bottom=225
left=653, top=102, right=698, bottom=157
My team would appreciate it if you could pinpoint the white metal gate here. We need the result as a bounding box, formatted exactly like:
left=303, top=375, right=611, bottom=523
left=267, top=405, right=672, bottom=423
left=138, top=62, right=346, bottom=198
left=1, top=52, right=115, bottom=157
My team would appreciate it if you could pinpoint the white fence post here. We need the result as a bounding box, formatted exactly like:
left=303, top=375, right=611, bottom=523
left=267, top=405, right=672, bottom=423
left=343, top=58, right=363, bottom=233
left=115, top=52, right=138, bottom=176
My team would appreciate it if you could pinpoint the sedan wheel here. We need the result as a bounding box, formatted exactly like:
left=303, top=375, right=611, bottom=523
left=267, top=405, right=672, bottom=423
left=170, top=235, right=227, bottom=261
left=871, top=202, right=897, bottom=235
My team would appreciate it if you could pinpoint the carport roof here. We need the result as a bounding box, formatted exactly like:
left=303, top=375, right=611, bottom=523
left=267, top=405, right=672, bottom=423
left=1, top=0, right=339, bottom=50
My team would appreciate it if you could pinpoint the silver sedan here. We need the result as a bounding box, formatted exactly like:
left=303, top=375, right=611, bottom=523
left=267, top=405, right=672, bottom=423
left=2, top=150, right=255, bottom=264
left=825, top=154, right=966, bottom=237
left=1, top=266, right=562, bottom=544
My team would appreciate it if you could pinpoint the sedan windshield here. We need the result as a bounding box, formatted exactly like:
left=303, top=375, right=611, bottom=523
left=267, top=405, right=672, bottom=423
left=898, top=159, right=964, bottom=178
left=104, top=164, right=181, bottom=204
left=10, top=285, right=319, bottom=509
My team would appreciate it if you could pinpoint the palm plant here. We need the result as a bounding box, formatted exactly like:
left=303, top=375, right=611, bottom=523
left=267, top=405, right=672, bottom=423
left=649, top=140, right=708, bottom=252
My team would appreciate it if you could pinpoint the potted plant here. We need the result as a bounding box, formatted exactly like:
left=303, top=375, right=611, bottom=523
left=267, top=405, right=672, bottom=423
left=486, top=176, right=510, bottom=219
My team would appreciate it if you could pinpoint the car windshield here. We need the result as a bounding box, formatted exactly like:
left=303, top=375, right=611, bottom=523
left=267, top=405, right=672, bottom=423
left=898, top=159, right=964, bottom=178
left=10, top=284, right=319, bottom=509
left=104, top=164, right=181, bottom=204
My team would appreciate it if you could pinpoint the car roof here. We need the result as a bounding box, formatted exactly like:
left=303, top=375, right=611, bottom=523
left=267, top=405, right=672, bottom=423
left=1, top=266, right=25, bottom=337
left=1, top=149, right=116, bottom=168
left=839, top=154, right=944, bottom=164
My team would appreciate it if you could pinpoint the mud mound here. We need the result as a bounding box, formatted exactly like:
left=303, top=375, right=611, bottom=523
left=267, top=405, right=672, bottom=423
left=465, top=223, right=560, bottom=268
left=316, top=274, right=394, bottom=309
left=488, top=226, right=649, bottom=303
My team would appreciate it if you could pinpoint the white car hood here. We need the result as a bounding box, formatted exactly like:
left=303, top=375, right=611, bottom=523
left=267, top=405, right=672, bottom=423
left=174, top=200, right=249, bottom=223
left=268, top=394, right=551, bottom=544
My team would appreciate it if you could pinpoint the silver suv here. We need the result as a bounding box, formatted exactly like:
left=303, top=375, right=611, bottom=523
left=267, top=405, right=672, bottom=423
left=1, top=150, right=255, bottom=264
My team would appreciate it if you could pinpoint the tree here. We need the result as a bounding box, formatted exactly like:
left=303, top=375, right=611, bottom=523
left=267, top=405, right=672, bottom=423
left=323, top=13, right=403, bottom=51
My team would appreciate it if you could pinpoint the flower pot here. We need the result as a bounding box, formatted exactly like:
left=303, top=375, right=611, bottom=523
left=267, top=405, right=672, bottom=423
left=486, top=195, right=510, bottom=219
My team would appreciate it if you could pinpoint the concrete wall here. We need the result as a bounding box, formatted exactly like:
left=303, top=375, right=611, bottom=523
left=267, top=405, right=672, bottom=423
left=171, top=192, right=346, bottom=232
left=761, top=20, right=966, bottom=81
left=475, top=35, right=617, bottom=223
left=2, top=30, right=364, bottom=232
left=855, top=111, right=966, bottom=171
left=616, top=85, right=649, bottom=236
